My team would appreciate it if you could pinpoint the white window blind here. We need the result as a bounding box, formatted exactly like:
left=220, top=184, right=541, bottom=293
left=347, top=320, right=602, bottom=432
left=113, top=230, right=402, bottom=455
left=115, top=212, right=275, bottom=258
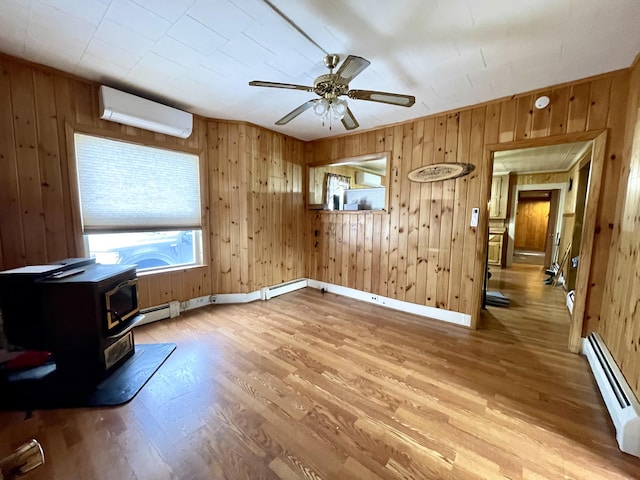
left=74, top=133, right=201, bottom=232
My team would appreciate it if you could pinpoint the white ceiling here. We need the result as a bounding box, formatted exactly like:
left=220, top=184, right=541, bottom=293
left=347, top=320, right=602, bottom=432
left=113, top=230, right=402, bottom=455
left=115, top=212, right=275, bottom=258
left=493, top=141, right=591, bottom=175
left=1, top=0, right=639, bottom=141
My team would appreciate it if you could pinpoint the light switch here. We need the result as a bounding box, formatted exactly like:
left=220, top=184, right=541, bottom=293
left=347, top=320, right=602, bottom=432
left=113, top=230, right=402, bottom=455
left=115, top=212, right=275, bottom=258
left=470, top=207, right=479, bottom=227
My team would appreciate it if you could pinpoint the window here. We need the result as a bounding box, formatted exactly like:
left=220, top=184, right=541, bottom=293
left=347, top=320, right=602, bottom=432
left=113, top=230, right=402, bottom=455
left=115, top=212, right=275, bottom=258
left=325, top=173, right=351, bottom=210
left=74, top=133, right=203, bottom=272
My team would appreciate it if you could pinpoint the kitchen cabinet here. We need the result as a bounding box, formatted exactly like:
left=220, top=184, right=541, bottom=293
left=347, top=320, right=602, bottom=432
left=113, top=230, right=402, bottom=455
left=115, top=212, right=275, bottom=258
left=488, top=231, right=505, bottom=266
left=489, top=174, right=511, bottom=219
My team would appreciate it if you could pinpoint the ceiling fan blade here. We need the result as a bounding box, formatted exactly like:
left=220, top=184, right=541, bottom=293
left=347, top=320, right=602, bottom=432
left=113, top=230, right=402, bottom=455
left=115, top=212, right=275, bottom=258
left=348, top=89, right=416, bottom=107
left=275, top=100, right=315, bottom=125
left=249, top=80, right=313, bottom=92
left=334, top=55, right=370, bottom=84
left=341, top=107, right=359, bottom=130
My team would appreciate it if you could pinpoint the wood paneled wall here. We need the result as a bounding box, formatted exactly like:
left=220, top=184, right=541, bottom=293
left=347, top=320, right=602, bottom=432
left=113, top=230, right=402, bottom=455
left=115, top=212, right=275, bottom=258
left=0, top=55, right=306, bottom=308
left=0, top=56, right=209, bottom=308
left=306, top=70, right=630, bottom=329
left=3, top=53, right=640, bottom=397
left=208, top=121, right=306, bottom=294
left=600, top=58, right=640, bottom=396
left=563, top=160, right=582, bottom=215
left=516, top=171, right=568, bottom=186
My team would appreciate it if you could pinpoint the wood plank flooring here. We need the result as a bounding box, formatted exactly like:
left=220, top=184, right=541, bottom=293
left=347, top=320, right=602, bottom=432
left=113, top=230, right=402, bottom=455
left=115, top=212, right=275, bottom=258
left=483, top=263, right=571, bottom=350
left=2, top=265, right=640, bottom=479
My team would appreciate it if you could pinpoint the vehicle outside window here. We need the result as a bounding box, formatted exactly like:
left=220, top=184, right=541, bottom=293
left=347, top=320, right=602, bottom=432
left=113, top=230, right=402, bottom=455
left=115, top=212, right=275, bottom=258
left=86, top=230, right=202, bottom=272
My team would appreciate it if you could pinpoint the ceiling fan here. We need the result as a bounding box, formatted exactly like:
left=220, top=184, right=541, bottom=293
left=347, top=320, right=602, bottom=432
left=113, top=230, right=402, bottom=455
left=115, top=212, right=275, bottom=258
left=249, top=54, right=416, bottom=131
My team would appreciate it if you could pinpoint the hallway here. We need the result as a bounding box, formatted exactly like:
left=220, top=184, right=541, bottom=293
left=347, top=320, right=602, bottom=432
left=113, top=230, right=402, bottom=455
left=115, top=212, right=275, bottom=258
left=482, top=263, right=570, bottom=351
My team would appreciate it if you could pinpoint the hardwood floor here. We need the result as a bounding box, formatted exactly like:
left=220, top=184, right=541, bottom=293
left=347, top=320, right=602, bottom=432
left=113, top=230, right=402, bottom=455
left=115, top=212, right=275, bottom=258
left=2, top=267, right=640, bottom=479
left=483, top=263, right=570, bottom=350
left=511, top=250, right=546, bottom=266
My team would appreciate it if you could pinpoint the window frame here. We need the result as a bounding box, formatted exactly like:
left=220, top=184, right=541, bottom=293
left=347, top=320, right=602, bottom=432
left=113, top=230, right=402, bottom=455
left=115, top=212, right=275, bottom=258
left=306, top=152, right=391, bottom=214
left=67, top=125, right=208, bottom=274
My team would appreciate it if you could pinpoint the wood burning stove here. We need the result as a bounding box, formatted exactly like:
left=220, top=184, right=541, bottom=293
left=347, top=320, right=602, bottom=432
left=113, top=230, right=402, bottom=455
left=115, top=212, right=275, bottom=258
left=39, top=263, right=143, bottom=379
left=0, top=260, right=144, bottom=380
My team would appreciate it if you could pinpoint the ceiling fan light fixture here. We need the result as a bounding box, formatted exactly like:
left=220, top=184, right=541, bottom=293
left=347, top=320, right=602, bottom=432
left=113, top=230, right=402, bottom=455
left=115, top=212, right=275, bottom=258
left=331, top=98, right=348, bottom=120
left=313, top=97, right=348, bottom=125
left=313, top=98, right=329, bottom=116
left=249, top=54, right=414, bottom=131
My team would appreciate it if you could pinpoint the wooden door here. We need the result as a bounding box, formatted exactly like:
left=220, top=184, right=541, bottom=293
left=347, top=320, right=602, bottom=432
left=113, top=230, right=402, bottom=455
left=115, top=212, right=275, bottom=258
left=515, top=197, right=551, bottom=251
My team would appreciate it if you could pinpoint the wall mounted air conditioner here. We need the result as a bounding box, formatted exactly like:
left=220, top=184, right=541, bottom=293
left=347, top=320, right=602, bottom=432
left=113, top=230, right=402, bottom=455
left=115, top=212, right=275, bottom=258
left=99, top=86, right=193, bottom=138
left=355, top=171, right=382, bottom=187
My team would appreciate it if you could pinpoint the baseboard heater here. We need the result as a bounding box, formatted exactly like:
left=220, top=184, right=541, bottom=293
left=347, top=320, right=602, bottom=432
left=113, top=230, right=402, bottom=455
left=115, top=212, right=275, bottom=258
left=261, top=279, right=307, bottom=300
left=138, top=301, right=180, bottom=326
left=583, top=332, right=640, bottom=457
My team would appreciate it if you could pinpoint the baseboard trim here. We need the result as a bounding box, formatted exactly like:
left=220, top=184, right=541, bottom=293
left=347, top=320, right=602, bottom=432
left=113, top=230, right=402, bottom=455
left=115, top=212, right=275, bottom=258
left=137, top=279, right=471, bottom=329
left=306, top=280, right=471, bottom=327
left=211, top=291, right=261, bottom=304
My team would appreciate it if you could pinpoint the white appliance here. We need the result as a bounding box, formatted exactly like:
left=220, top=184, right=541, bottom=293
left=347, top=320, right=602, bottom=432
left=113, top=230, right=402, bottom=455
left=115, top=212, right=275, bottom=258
left=99, top=86, right=193, bottom=138
left=355, top=171, right=382, bottom=187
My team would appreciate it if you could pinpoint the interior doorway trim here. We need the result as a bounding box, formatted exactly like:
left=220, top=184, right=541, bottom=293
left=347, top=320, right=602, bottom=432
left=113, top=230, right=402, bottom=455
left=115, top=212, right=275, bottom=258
left=507, top=183, right=567, bottom=267
left=476, top=129, right=608, bottom=353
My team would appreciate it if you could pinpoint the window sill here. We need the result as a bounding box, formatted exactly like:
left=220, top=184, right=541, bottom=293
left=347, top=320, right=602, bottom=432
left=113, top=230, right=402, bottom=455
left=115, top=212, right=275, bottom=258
left=307, top=209, right=389, bottom=215
left=136, top=263, right=207, bottom=277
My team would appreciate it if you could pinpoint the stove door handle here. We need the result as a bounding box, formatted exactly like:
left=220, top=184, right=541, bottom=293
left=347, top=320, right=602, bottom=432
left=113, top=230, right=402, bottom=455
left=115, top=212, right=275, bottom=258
left=106, top=313, right=145, bottom=339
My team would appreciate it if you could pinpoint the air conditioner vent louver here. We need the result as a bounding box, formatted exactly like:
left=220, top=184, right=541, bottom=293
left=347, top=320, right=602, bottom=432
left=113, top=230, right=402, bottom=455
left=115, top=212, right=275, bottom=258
left=99, top=86, right=193, bottom=138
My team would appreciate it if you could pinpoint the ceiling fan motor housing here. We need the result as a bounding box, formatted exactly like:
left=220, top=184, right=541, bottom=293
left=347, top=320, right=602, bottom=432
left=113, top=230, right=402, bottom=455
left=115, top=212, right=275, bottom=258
left=313, top=74, right=349, bottom=99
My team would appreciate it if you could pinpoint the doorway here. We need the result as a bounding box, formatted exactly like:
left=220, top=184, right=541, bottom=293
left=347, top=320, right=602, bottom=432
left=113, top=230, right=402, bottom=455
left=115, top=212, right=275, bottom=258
left=513, top=190, right=553, bottom=266
left=482, top=136, right=601, bottom=351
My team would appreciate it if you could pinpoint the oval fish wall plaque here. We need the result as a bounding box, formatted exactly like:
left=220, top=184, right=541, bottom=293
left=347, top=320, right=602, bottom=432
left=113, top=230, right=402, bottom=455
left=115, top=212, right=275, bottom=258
left=407, top=162, right=475, bottom=183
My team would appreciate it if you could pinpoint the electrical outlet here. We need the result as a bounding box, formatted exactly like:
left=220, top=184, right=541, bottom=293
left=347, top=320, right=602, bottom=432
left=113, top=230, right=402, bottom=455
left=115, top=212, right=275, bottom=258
left=370, top=295, right=379, bottom=302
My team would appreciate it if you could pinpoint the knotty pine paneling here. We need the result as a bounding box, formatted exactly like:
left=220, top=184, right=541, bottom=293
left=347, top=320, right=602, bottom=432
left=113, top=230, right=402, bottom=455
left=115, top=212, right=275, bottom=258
left=563, top=160, right=583, bottom=215
left=516, top=171, right=568, bottom=186
left=0, top=56, right=211, bottom=307
left=2, top=52, right=640, bottom=398
left=0, top=55, right=306, bottom=308
left=306, top=70, right=630, bottom=331
left=599, top=58, right=640, bottom=397
left=208, top=121, right=306, bottom=294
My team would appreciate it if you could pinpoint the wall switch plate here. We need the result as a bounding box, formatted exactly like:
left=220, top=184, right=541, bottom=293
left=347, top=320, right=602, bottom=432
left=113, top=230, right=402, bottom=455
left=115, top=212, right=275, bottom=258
left=470, top=207, right=479, bottom=227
